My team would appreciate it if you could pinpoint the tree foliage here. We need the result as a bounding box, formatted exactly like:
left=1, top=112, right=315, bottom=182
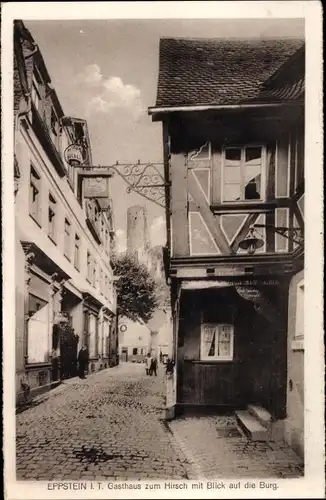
left=111, top=254, right=158, bottom=324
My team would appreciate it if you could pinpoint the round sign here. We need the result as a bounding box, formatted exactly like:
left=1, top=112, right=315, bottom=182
left=235, top=286, right=261, bottom=302
left=119, top=324, right=127, bottom=333
left=64, top=144, right=85, bottom=166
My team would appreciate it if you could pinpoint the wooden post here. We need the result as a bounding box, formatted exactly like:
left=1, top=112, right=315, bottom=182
left=170, top=154, right=190, bottom=256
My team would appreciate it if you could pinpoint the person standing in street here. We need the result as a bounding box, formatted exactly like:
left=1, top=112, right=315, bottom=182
left=150, top=356, right=158, bottom=376
left=77, top=345, right=89, bottom=379
left=145, top=353, right=152, bottom=375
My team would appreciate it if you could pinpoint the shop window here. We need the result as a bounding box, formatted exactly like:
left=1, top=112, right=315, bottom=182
left=200, top=323, right=234, bottom=361
left=28, top=294, right=48, bottom=316
left=29, top=165, right=41, bottom=224
left=74, top=234, right=80, bottom=270
left=222, top=146, right=264, bottom=202
left=64, top=218, right=71, bottom=260
left=48, top=193, right=57, bottom=242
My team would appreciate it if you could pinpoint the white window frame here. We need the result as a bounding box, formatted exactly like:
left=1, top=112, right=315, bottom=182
left=74, top=234, right=80, bottom=270
left=200, top=323, right=234, bottom=361
left=48, top=193, right=57, bottom=242
left=64, top=218, right=71, bottom=260
left=221, top=145, right=266, bottom=203
left=29, top=164, right=41, bottom=224
left=87, top=251, right=92, bottom=282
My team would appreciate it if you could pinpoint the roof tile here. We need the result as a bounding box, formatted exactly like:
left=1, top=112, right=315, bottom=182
left=155, top=37, right=304, bottom=107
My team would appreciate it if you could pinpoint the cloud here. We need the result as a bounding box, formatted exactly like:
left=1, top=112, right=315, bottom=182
left=150, top=216, right=166, bottom=247
left=115, top=228, right=127, bottom=254
left=76, top=64, right=144, bottom=120
left=77, top=63, right=103, bottom=86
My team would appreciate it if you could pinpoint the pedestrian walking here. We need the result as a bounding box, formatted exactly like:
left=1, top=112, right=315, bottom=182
left=145, top=353, right=152, bottom=375
left=150, top=356, right=158, bottom=376
left=77, top=345, right=89, bottom=379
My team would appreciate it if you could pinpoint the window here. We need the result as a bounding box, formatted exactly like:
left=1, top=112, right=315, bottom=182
left=48, top=194, right=56, bottom=242
left=31, top=73, right=41, bottom=112
left=201, top=323, right=234, bottom=361
left=87, top=251, right=92, bottom=282
left=74, top=234, right=80, bottom=270
left=222, top=146, right=264, bottom=202
left=92, top=261, right=97, bottom=287
left=133, top=348, right=138, bottom=356
left=99, top=269, right=104, bottom=294
left=28, top=294, right=48, bottom=317
left=29, top=165, right=41, bottom=224
left=64, top=218, right=71, bottom=259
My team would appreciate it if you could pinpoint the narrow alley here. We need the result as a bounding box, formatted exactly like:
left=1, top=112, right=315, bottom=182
left=16, top=363, right=303, bottom=481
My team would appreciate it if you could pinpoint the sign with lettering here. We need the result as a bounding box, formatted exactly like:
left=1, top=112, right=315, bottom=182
left=84, top=177, right=110, bottom=198
left=235, top=286, right=262, bottom=301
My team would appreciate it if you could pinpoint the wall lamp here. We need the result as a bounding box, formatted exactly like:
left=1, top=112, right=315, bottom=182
left=239, top=224, right=304, bottom=254
left=238, top=227, right=264, bottom=255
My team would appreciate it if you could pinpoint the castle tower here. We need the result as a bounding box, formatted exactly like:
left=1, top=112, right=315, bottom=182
left=126, top=205, right=150, bottom=266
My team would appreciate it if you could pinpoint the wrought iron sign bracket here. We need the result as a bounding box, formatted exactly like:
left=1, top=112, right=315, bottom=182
left=254, top=224, right=304, bottom=247
left=75, top=161, right=168, bottom=209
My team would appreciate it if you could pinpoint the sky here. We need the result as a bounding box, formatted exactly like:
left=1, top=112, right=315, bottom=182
left=24, top=18, right=304, bottom=253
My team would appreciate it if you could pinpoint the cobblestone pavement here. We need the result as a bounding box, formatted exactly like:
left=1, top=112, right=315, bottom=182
left=168, top=413, right=304, bottom=479
left=16, top=363, right=191, bottom=481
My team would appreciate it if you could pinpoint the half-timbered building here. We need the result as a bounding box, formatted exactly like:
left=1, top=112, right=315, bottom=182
left=149, top=37, right=304, bottom=456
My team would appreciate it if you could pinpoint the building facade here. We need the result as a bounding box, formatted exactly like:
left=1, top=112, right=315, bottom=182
left=14, top=21, right=118, bottom=403
left=150, top=38, right=304, bottom=457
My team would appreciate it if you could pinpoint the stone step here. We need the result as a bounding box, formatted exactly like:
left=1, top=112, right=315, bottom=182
left=247, top=404, right=273, bottom=429
left=235, top=410, right=269, bottom=442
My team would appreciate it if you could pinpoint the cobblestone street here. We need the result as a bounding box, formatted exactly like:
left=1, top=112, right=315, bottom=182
left=168, top=413, right=304, bottom=479
left=16, top=363, right=304, bottom=482
left=16, top=363, right=190, bottom=481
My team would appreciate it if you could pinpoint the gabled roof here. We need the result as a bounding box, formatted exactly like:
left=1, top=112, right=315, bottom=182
left=151, top=37, right=304, bottom=110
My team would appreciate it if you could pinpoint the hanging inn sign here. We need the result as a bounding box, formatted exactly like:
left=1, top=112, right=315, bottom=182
left=64, top=143, right=167, bottom=209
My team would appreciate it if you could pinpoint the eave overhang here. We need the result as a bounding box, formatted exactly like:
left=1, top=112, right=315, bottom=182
left=148, top=101, right=302, bottom=122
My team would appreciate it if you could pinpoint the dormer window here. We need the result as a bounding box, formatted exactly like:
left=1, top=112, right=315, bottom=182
left=221, top=146, right=265, bottom=202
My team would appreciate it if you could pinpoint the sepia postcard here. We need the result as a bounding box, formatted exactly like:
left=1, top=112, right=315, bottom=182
left=1, top=1, right=324, bottom=499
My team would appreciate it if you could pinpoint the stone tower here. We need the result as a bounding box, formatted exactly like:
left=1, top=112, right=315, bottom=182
left=126, top=205, right=150, bottom=266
